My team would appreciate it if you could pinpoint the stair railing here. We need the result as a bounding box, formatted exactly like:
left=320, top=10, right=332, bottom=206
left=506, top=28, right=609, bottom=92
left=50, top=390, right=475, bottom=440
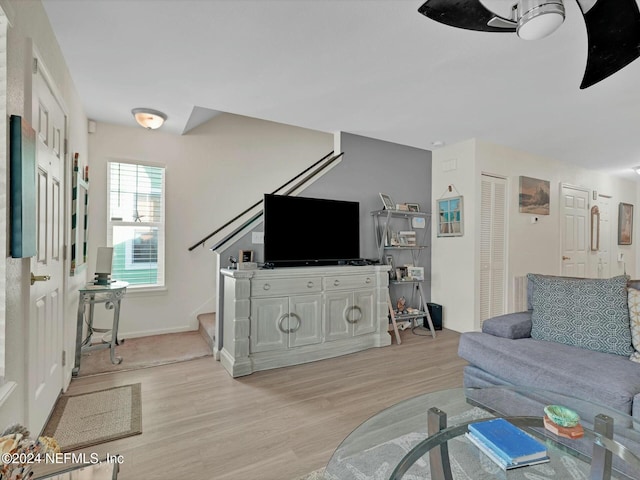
left=188, top=151, right=343, bottom=252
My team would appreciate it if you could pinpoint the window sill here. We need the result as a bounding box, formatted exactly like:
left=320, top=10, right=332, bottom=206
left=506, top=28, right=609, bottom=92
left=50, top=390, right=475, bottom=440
left=124, top=286, right=168, bottom=297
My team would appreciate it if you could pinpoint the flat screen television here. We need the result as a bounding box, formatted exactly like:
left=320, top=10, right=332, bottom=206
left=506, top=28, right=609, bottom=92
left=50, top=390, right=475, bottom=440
left=263, top=194, right=360, bottom=267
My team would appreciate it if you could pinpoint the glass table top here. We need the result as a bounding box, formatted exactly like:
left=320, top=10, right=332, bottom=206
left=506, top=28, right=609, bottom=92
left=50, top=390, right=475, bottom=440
left=325, top=386, right=640, bottom=480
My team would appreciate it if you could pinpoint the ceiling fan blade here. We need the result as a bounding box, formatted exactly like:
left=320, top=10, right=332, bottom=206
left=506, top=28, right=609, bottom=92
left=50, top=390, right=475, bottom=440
left=578, top=0, right=640, bottom=89
left=418, top=0, right=517, bottom=33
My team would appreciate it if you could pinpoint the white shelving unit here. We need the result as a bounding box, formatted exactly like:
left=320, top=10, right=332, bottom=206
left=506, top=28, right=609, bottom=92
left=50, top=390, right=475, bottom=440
left=371, top=209, right=436, bottom=344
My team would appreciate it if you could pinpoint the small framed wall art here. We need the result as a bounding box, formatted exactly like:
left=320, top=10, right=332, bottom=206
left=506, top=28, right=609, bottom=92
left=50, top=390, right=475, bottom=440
left=519, top=176, right=550, bottom=215
left=437, top=196, right=463, bottom=237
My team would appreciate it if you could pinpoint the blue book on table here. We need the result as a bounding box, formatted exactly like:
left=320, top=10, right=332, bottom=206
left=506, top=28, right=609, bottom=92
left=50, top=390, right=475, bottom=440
left=466, top=433, right=550, bottom=470
left=468, top=418, right=547, bottom=464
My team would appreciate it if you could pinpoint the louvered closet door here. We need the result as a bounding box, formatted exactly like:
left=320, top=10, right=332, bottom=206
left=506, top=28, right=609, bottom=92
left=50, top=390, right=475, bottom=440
left=480, top=175, right=507, bottom=327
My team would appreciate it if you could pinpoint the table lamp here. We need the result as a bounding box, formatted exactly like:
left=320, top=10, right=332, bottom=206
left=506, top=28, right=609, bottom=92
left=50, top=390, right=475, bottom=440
left=94, top=247, right=114, bottom=285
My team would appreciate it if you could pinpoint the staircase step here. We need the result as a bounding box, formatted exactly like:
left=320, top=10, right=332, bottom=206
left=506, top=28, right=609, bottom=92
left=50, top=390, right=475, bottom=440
left=197, top=312, right=216, bottom=350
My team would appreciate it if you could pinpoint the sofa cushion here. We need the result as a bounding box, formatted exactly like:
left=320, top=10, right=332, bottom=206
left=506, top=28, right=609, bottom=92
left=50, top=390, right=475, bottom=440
left=628, top=287, right=640, bottom=363
left=458, top=332, right=640, bottom=415
left=527, top=274, right=633, bottom=356
left=482, top=311, right=532, bottom=339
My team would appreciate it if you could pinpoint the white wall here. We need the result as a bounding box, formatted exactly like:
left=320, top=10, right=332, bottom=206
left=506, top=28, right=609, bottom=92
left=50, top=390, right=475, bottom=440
left=88, top=115, right=332, bottom=336
left=431, top=139, right=478, bottom=333
left=1, top=0, right=88, bottom=428
left=432, top=138, right=638, bottom=333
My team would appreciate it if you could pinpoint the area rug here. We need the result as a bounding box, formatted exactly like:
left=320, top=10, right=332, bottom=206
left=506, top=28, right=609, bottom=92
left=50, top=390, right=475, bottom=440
left=295, top=468, right=325, bottom=480
left=77, top=331, right=212, bottom=376
left=42, top=383, right=142, bottom=452
left=323, top=407, right=624, bottom=480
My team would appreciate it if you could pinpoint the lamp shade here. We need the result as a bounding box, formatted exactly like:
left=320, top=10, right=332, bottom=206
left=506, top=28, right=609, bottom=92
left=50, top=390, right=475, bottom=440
left=516, top=0, right=565, bottom=40
left=132, top=108, right=167, bottom=129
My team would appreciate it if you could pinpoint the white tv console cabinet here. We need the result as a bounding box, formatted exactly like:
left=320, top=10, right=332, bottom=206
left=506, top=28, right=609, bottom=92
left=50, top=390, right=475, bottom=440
left=220, top=265, right=391, bottom=377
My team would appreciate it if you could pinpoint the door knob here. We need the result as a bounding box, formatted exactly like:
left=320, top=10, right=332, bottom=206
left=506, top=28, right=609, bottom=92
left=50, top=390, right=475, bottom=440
left=30, top=273, right=51, bottom=285
left=562, top=256, right=571, bottom=261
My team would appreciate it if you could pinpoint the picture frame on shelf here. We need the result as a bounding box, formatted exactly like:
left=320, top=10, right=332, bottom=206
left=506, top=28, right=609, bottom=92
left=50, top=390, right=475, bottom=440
left=618, top=202, right=633, bottom=245
left=408, top=266, right=424, bottom=281
left=395, top=266, right=408, bottom=281
left=239, top=249, right=254, bottom=263
left=379, top=193, right=395, bottom=210
left=385, top=255, right=395, bottom=280
left=437, top=196, right=464, bottom=237
left=406, top=203, right=420, bottom=212
left=398, top=230, right=416, bottom=246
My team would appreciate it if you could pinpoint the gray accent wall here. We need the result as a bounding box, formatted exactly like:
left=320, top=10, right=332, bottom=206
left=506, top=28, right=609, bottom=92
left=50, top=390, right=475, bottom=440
left=217, top=133, right=432, bottom=350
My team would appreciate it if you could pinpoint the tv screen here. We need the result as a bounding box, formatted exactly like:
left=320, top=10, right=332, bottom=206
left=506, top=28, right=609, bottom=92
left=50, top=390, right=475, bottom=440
left=263, top=194, right=360, bottom=267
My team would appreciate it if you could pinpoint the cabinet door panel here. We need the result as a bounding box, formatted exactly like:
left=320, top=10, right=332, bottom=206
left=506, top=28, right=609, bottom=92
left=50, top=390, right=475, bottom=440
left=324, top=292, right=352, bottom=341
left=289, top=295, right=322, bottom=348
left=353, top=289, right=376, bottom=336
left=250, top=297, right=288, bottom=353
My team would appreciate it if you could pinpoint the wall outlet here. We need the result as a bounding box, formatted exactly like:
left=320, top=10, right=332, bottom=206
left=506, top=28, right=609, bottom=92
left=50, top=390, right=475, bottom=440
left=252, top=232, right=264, bottom=244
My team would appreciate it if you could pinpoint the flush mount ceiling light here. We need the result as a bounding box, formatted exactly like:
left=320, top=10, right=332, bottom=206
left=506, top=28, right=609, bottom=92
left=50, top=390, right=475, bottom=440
left=516, top=0, right=565, bottom=40
left=131, top=108, right=167, bottom=129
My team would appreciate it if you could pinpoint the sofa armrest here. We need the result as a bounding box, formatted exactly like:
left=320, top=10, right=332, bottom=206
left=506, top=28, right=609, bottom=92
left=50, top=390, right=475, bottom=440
left=482, top=311, right=532, bottom=339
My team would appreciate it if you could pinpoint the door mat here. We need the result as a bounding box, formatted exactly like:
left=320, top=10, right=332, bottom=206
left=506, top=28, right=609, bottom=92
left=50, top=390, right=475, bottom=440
left=42, top=383, right=142, bottom=452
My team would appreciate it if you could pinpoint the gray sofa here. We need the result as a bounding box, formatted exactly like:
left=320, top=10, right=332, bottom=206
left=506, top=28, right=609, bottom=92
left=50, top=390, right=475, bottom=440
left=458, top=274, right=640, bottom=478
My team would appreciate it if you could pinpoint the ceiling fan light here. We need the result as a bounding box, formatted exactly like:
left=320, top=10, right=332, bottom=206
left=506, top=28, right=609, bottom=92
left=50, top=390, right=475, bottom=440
left=516, top=0, right=565, bottom=40
left=131, top=108, right=167, bottom=129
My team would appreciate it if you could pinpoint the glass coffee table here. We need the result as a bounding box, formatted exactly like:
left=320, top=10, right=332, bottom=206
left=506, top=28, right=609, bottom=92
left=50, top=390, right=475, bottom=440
left=325, top=387, right=640, bottom=479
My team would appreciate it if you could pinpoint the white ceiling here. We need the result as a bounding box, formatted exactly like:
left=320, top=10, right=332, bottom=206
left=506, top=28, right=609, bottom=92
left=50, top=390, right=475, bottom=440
left=41, top=0, right=640, bottom=178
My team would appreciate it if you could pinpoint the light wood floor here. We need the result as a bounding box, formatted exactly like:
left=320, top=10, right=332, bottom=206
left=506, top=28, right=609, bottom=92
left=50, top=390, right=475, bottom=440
left=50, top=328, right=466, bottom=480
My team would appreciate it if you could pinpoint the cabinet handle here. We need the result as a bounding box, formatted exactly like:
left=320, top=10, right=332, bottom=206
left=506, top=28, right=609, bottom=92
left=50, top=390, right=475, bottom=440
left=345, top=305, right=363, bottom=324
left=334, top=279, right=340, bottom=286
left=289, top=312, right=302, bottom=333
left=365, top=277, right=371, bottom=284
left=307, top=281, right=314, bottom=288
left=263, top=283, right=271, bottom=291
left=277, top=313, right=290, bottom=333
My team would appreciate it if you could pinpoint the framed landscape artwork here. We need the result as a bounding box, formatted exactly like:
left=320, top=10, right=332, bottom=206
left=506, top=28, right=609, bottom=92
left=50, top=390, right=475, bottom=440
left=519, top=176, right=550, bottom=215
left=437, top=196, right=463, bottom=237
left=618, top=202, right=633, bottom=245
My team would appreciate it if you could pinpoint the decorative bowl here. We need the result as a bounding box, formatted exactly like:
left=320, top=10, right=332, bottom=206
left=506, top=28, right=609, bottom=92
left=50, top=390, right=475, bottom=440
left=544, top=405, right=580, bottom=428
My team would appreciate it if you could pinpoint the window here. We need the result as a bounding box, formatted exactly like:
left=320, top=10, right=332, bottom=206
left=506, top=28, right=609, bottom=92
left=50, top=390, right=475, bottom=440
left=107, top=161, right=165, bottom=288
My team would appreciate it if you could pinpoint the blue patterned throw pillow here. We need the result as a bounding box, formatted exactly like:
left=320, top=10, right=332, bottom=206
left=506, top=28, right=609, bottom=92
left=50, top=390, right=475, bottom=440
left=528, top=274, right=633, bottom=356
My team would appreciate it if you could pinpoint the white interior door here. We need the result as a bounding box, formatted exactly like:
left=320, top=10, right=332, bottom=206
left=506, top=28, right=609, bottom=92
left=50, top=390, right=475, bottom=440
left=28, top=59, right=66, bottom=434
left=479, top=174, right=507, bottom=326
left=560, top=185, right=589, bottom=277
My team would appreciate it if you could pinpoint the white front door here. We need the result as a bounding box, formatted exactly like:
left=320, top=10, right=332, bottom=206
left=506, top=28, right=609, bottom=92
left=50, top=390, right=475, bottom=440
left=28, top=59, right=66, bottom=434
left=560, top=185, right=589, bottom=277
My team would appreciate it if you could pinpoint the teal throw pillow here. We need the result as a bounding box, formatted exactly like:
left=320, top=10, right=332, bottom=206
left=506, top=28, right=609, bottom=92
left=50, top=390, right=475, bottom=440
left=528, top=274, right=633, bottom=356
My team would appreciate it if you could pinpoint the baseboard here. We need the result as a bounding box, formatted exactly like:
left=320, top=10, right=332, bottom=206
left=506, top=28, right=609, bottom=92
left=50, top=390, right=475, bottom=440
left=117, top=325, right=197, bottom=339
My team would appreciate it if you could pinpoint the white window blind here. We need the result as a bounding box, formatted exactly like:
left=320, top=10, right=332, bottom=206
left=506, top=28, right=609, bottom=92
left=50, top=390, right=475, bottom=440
left=107, top=161, right=165, bottom=288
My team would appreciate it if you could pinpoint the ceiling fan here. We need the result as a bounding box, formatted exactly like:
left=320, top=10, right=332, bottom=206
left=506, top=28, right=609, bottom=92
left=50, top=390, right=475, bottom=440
left=418, top=0, right=640, bottom=89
